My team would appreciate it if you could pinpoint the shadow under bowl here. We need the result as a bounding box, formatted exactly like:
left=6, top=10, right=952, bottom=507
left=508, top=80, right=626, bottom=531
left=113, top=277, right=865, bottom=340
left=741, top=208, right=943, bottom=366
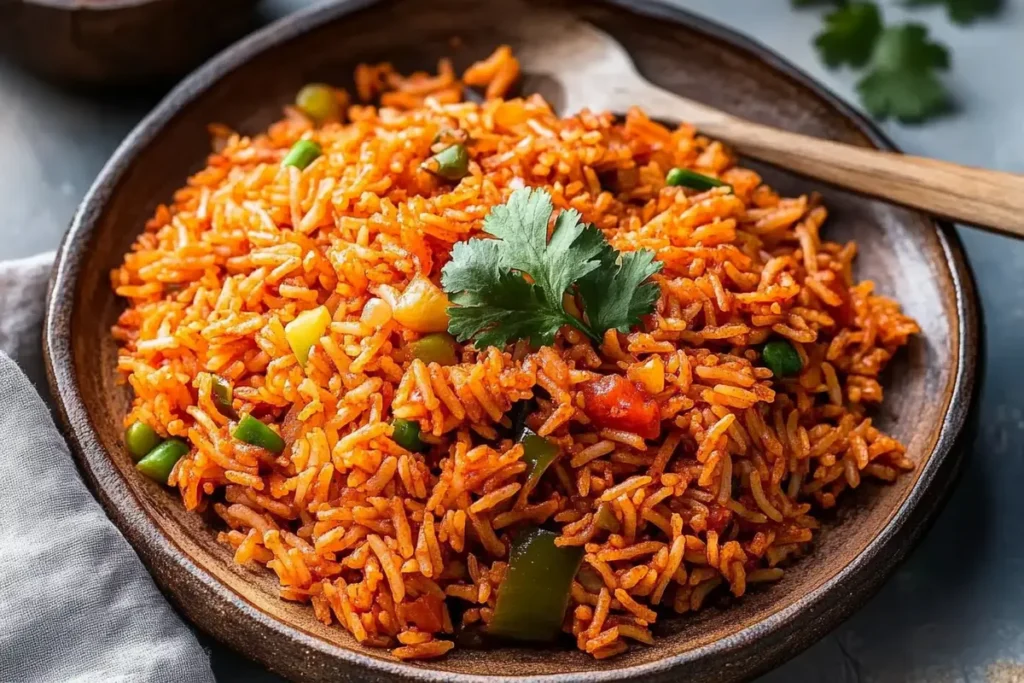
left=44, top=0, right=980, bottom=681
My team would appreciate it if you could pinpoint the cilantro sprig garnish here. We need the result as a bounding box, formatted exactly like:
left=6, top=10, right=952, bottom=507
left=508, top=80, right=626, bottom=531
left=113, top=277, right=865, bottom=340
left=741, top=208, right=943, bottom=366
left=905, top=0, right=1002, bottom=25
left=441, top=187, right=662, bottom=349
left=815, top=2, right=883, bottom=68
left=857, top=23, right=952, bottom=123
left=793, top=0, right=1002, bottom=123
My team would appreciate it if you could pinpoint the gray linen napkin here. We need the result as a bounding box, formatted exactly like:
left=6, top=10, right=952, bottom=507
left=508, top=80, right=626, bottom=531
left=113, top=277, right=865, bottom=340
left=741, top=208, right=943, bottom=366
left=0, top=253, right=215, bottom=683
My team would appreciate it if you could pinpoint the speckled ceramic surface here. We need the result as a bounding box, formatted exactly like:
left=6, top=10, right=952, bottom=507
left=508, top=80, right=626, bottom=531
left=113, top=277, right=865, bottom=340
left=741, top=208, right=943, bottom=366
left=43, top=0, right=979, bottom=681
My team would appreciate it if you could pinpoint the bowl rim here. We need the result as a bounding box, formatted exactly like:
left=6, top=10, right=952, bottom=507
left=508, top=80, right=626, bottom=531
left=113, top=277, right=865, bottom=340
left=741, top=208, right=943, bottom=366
left=43, top=0, right=980, bottom=681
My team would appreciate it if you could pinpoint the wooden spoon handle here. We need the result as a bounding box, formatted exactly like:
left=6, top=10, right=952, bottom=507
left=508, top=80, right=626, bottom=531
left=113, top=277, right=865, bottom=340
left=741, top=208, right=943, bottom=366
left=631, top=83, right=1024, bottom=237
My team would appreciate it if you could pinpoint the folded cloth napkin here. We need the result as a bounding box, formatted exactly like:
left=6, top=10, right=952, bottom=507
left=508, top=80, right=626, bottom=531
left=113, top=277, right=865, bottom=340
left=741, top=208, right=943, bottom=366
left=0, top=253, right=215, bottom=683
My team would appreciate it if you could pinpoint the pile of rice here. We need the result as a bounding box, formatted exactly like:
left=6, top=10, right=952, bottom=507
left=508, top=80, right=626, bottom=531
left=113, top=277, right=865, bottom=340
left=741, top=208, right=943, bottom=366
left=111, top=48, right=919, bottom=661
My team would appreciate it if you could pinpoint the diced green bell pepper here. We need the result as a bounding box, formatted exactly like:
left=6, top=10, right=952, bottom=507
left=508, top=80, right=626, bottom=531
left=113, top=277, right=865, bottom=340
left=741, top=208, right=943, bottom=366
left=136, top=439, right=189, bottom=484
left=519, top=429, right=558, bottom=499
left=488, top=527, right=584, bottom=642
left=232, top=414, right=285, bottom=453
left=211, top=374, right=239, bottom=420
left=391, top=418, right=426, bottom=452
left=665, top=167, right=730, bottom=192
left=409, top=332, right=459, bottom=366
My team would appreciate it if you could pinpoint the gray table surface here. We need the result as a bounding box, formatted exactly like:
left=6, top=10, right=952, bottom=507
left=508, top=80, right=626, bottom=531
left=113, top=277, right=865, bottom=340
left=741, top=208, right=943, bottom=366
left=2, top=1, right=1022, bottom=681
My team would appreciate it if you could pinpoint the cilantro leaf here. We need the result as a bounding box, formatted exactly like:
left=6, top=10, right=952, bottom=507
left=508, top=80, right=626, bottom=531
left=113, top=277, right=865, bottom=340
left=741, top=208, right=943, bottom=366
left=904, top=0, right=1001, bottom=25
left=857, top=69, right=950, bottom=123
left=446, top=274, right=570, bottom=348
left=480, top=187, right=605, bottom=311
left=814, top=2, right=883, bottom=68
left=856, top=23, right=952, bottom=123
left=577, top=247, right=662, bottom=335
left=441, top=187, right=662, bottom=349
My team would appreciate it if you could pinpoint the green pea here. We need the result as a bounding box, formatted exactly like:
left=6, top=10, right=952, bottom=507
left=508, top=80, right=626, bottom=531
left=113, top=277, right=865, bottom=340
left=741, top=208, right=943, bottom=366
left=125, top=422, right=161, bottom=461
left=762, top=339, right=803, bottom=378
left=391, top=418, right=426, bottom=452
left=423, top=143, right=469, bottom=181
left=409, top=332, right=459, bottom=366
left=665, top=167, right=730, bottom=192
left=232, top=414, right=286, bottom=453
left=295, top=83, right=339, bottom=124
left=282, top=139, right=322, bottom=170
left=136, top=439, right=189, bottom=484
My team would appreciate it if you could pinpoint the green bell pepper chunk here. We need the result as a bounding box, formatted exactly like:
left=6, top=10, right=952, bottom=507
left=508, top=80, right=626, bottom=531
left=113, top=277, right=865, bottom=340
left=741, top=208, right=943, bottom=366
left=488, top=527, right=584, bottom=642
left=519, top=429, right=558, bottom=499
left=409, top=332, right=459, bottom=366
left=282, top=139, right=322, bottom=170
left=391, top=418, right=426, bottom=452
left=423, top=143, right=469, bottom=181
left=232, top=414, right=285, bottom=453
left=211, top=374, right=239, bottom=420
left=136, top=439, right=189, bottom=484
left=665, top=167, right=731, bottom=192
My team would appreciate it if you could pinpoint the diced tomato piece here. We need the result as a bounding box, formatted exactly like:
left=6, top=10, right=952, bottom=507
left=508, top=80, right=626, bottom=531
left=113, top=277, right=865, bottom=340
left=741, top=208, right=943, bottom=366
left=399, top=594, right=444, bottom=633
left=580, top=375, right=661, bottom=440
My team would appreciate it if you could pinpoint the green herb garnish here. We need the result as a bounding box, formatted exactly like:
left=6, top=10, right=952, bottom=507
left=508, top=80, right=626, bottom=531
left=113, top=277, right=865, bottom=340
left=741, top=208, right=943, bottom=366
left=792, top=0, right=1000, bottom=123
left=856, top=23, right=951, bottom=123
left=815, top=2, right=883, bottom=68
left=904, top=0, right=1002, bottom=25
left=441, top=187, right=662, bottom=348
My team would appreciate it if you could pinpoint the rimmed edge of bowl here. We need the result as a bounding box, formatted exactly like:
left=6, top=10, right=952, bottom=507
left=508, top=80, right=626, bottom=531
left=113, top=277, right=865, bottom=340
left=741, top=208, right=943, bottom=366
left=43, top=1, right=981, bottom=681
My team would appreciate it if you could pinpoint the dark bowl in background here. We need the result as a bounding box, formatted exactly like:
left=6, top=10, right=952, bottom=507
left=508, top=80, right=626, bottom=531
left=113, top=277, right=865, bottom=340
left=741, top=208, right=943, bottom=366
left=43, top=0, right=980, bottom=681
left=0, top=0, right=259, bottom=86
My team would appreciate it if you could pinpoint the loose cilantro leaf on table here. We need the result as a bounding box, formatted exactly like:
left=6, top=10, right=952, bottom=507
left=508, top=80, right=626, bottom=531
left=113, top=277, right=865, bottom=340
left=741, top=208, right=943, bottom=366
left=793, top=0, right=996, bottom=123
left=904, top=0, right=1002, bottom=25
left=441, top=188, right=662, bottom=349
left=856, top=23, right=952, bottom=122
left=814, top=2, right=883, bottom=68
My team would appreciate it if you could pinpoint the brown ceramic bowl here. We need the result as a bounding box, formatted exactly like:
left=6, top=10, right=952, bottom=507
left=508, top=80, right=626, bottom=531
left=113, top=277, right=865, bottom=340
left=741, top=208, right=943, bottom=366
left=0, top=0, right=259, bottom=86
left=43, top=0, right=980, bottom=681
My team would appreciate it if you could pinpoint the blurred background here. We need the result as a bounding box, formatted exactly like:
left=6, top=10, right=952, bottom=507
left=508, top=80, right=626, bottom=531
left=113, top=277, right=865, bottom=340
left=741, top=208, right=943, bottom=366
left=1, top=1, right=1021, bottom=681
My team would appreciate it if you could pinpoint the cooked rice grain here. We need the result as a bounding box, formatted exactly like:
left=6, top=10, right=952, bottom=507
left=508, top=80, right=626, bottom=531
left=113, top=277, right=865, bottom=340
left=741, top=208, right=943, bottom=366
left=111, top=48, right=919, bottom=661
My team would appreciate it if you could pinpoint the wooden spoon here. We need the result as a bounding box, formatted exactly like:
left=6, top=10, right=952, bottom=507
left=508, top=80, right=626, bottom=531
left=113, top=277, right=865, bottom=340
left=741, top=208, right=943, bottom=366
left=516, top=12, right=1024, bottom=237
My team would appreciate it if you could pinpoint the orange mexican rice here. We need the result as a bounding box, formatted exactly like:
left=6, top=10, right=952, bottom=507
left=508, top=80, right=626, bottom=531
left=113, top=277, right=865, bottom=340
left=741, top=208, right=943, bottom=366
left=110, top=47, right=920, bottom=661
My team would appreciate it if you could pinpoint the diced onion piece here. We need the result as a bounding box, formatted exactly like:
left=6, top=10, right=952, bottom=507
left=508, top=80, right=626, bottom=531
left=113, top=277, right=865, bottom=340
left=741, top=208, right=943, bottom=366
left=627, top=355, right=665, bottom=395
left=361, top=297, right=393, bottom=328
left=393, top=275, right=451, bottom=333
